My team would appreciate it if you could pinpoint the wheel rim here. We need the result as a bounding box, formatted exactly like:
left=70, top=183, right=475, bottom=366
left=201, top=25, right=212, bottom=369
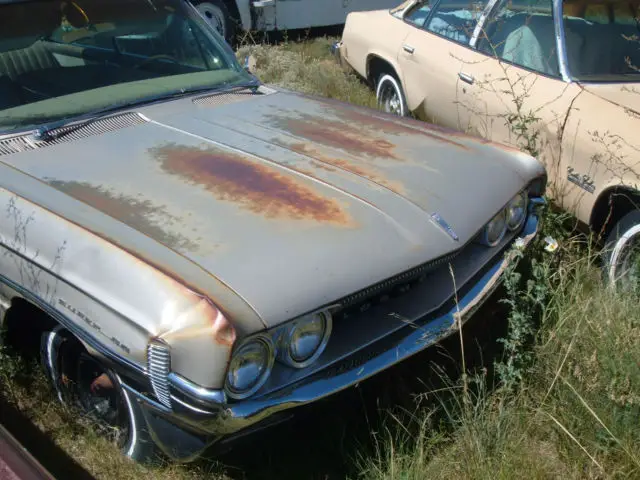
left=377, top=80, right=403, bottom=116
left=69, top=350, right=130, bottom=448
left=196, top=3, right=226, bottom=37
left=611, top=228, right=640, bottom=292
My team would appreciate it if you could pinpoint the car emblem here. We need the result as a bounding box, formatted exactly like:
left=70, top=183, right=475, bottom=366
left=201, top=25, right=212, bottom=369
left=430, top=213, right=459, bottom=241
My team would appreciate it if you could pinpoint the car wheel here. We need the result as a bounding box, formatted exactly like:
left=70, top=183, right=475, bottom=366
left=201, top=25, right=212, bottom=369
left=603, top=209, right=640, bottom=293
left=194, top=0, right=236, bottom=42
left=40, top=326, right=157, bottom=463
left=376, top=73, right=408, bottom=117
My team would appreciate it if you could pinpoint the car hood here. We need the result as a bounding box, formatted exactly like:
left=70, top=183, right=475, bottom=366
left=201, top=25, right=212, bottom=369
left=0, top=88, right=539, bottom=328
left=581, top=83, right=640, bottom=116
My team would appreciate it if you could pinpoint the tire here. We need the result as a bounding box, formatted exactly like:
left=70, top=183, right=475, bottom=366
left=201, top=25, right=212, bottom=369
left=193, top=0, right=236, bottom=43
left=376, top=73, right=408, bottom=117
left=40, top=327, right=157, bottom=463
left=602, top=209, right=640, bottom=292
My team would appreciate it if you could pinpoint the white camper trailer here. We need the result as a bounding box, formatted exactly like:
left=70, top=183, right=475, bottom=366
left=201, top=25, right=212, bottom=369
left=191, top=0, right=404, bottom=41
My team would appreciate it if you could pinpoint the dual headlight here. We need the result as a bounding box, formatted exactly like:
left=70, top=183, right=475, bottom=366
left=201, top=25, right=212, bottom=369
left=478, top=190, right=528, bottom=247
left=225, top=310, right=332, bottom=400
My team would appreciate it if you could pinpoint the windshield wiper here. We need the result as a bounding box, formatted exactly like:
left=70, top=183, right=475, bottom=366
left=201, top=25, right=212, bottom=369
left=31, top=79, right=261, bottom=143
left=32, top=103, right=140, bottom=142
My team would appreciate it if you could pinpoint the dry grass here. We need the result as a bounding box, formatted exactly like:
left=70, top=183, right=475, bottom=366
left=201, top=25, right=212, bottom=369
left=0, top=361, right=229, bottom=479
left=236, top=36, right=377, bottom=108
left=358, top=244, right=640, bottom=480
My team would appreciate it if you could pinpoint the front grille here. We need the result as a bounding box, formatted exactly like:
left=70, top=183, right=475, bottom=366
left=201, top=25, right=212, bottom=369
left=336, top=250, right=460, bottom=319
left=147, top=342, right=172, bottom=408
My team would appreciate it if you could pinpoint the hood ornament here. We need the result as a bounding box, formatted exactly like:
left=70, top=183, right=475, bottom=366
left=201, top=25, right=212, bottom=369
left=430, top=212, right=459, bottom=241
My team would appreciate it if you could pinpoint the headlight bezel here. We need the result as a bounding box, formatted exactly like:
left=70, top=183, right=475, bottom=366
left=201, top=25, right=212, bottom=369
left=477, top=188, right=530, bottom=247
left=224, top=307, right=335, bottom=399
left=479, top=209, right=508, bottom=247
left=278, top=311, right=333, bottom=369
left=224, top=334, right=275, bottom=400
left=506, top=191, right=528, bottom=232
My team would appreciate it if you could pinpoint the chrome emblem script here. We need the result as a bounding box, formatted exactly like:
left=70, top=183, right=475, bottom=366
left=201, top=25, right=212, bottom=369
left=430, top=213, right=459, bottom=241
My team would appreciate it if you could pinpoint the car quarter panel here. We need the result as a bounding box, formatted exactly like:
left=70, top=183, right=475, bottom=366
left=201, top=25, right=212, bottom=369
left=558, top=86, right=640, bottom=225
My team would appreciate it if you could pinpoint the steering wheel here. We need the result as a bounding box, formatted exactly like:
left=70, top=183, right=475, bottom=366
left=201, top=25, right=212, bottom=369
left=62, top=1, right=90, bottom=28
left=134, top=54, right=180, bottom=69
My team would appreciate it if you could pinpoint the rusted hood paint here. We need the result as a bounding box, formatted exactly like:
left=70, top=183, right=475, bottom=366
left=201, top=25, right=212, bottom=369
left=0, top=90, right=543, bottom=328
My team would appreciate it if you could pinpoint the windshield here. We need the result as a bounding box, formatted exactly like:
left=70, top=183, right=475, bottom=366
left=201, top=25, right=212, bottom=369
left=0, top=0, right=253, bottom=132
left=563, top=0, right=640, bottom=81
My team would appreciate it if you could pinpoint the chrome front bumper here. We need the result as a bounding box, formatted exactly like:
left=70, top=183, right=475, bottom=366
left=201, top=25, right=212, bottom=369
left=123, top=199, right=544, bottom=461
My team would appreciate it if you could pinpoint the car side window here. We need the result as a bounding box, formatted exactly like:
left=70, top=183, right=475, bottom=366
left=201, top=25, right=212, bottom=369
left=425, top=0, right=490, bottom=44
left=476, top=0, right=560, bottom=77
left=404, top=1, right=434, bottom=28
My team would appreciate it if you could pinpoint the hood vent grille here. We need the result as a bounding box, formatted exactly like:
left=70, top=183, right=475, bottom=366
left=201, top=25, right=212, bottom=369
left=192, top=85, right=276, bottom=108
left=0, top=112, right=147, bottom=157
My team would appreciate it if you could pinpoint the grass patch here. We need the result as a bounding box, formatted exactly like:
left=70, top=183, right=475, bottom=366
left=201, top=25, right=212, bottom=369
left=358, top=240, right=640, bottom=479
left=236, top=36, right=377, bottom=108
left=0, top=353, right=229, bottom=480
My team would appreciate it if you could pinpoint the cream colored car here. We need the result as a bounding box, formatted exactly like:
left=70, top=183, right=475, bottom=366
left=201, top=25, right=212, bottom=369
left=336, top=0, right=640, bottom=290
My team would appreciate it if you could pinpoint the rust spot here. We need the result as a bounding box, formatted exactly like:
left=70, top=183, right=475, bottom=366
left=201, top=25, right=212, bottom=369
left=311, top=160, right=337, bottom=172
left=288, top=143, right=406, bottom=195
left=157, top=297, right=237, bottom=347
left=335, top=109, right=470, bottom=151
left=152, top=143, right=353, bottom=226
left=7, top=192, right=245, bottom=327
left=211, top=305, right=236, bottom=347
left=281, top=95, right=470, bottom=151
left=310, top=96, right=527, bottom=155
left=46, top=180, right=199, bottom=252
left=269, top=112, right=402, bottom=160
left=285, top=164, right=316, bottom=177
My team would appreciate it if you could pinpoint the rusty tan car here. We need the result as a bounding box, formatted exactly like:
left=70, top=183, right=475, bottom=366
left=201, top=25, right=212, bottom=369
left=0, top=0, right=546, bottom=463
left=336, top=0, right=640, bottom=290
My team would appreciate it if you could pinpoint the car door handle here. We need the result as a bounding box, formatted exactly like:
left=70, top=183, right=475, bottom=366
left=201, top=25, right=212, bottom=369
left=458, top=72, right=475, bottom=85
left=402, top=44, right=415, bottom=54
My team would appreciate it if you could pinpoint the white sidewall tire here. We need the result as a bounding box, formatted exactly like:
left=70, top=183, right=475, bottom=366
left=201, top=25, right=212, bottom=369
left=603, top=209, right=640, bottom=290
left=376, top=73, right=408, bottom=117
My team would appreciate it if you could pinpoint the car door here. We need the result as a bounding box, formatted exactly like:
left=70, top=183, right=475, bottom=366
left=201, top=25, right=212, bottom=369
left=453, top=0, right=582, bottom=189
left=397, top=0, right=492, bottom=127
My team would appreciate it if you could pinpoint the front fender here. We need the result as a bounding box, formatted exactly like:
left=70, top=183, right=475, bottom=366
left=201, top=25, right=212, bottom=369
left=0, top=188, right=236, bottom=390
